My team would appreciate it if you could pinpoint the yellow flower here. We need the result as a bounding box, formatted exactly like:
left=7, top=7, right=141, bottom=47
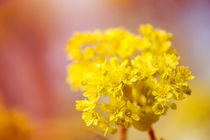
left=123, top=101, right=140, bottom=128
left=66, top=24, right=194, bottom=134
left=82, top=110, right=99, bottom=126
left=103, top=98, right=126, bottom=122
left=76, top=99, right=96, bottom=112
left=152, top=102, right=165, bottom=115
left=98, top=117, right=117, bottom=135
left=132, top=54, right=157, bottom=80
left=158, top=53, right=180, bottom=72
left=152, top=82, right=172, bottom=101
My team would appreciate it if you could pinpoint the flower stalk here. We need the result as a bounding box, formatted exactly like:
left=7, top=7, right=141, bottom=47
left=120, top=125, right=127, bottom=140
left=148, top=128, right=156, bottom=140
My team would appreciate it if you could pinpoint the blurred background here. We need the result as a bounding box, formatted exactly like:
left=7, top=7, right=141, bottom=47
left=0, top=0, right=210, bottom=140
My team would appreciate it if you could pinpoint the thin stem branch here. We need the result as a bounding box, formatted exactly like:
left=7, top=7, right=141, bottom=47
left=120, top=125, right=127, bottom=140
left=148, top=127, right=156, bottom=140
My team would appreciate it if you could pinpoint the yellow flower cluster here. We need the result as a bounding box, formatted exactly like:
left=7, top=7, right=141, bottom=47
left=66, top=25, right=194, bottom=135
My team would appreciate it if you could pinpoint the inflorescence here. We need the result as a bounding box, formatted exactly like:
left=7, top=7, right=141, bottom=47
left=66, top=25, right=194, bottom=135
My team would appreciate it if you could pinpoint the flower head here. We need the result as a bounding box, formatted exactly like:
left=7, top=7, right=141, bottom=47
left=66, top=24, right=194, bottom=135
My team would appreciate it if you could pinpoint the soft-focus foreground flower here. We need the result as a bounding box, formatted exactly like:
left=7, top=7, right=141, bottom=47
left=0, top=103, right=31, bottom=140
left=66, top=25, right=194, bottom=135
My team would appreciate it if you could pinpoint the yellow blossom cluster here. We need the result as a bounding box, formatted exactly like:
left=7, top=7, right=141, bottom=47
left=66, top=25, right=194, bottom=135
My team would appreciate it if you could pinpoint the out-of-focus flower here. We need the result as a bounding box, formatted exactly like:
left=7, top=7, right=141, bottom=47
left=0, top=102, right=31, bottom=140
left=66, top=24, right=194, bottom=135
